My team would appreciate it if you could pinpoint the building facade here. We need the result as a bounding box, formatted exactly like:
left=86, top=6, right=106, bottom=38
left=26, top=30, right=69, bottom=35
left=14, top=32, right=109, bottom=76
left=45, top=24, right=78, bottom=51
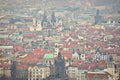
left=66, top=66, right=78, bottom=80
left=28, top=64, right=50, bottom=80
left=66, top=66, right=87, bottom=80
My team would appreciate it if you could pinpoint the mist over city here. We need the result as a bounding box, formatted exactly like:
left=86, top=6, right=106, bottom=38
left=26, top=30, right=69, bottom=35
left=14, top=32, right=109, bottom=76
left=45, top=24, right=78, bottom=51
left=0, top=0, right=120, bottom=80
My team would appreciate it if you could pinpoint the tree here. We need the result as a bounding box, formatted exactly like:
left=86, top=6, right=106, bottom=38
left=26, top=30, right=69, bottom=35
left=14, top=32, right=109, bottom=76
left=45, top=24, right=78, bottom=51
left=11, top=61, right=17, bottom=80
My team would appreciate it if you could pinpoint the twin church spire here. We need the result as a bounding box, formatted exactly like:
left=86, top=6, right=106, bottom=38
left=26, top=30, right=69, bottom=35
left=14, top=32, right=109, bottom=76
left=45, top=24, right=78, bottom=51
left=41, top=11, right=56, bottom=26
left=41, top=11, right=57, bottom=37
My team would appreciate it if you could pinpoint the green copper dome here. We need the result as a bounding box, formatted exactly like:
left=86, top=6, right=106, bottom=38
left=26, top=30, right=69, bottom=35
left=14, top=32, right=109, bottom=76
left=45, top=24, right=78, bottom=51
left=43, top=53, right=54, bottom=59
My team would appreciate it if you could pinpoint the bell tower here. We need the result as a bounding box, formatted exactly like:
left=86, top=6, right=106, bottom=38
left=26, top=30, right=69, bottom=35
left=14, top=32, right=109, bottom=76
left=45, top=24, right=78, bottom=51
left=41, top=11, right=47, bottom=28
left=51, top=11, right=56, bottom=26
left=55, top=52, right=66, bottom=80
left=94, top=9, right=102, bottom=25
left=81, top=49, right=86, bottom=61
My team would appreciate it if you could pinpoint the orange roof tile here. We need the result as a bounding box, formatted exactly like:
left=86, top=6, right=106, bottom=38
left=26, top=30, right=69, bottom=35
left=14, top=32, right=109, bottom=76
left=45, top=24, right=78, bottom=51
left=32, top=48, right=47, bottom=56
left=60, top=50, right=72, bottom=59
left=87, top=72, right=108, bottom=78
left=15, top=52, right=43, bottom=64
left=72, top=60, right=80, bottom=67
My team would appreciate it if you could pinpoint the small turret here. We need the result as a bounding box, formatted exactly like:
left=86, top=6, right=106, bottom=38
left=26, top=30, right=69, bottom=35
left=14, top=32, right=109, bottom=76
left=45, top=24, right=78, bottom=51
left=81, top=49, right=86, bottom=60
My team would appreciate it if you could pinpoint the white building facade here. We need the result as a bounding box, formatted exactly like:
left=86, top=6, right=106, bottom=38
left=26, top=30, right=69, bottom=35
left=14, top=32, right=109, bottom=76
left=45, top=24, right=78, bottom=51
left=28, top=64, right=50, bottom=80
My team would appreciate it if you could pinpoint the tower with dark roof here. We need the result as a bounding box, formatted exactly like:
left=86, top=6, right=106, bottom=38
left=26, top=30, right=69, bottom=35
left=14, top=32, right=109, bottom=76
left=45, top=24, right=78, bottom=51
left=41, top=11, right=56, bottom=37
left=81, top=49, right=86, bottom=60
left=55, top=52, right=66, bottom=80
left=51, top=12, right=56, bottom=26
left=41, top=11, right=47, bottom=28
left=94, top=47, right=101, bottom=60
left=94, top=9, right=102, bottom=25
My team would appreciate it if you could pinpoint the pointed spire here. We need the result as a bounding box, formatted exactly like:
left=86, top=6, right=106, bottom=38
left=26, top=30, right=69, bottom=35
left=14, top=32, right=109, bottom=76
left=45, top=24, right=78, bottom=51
left=94, top=9, right=102, bottom=25
left=58, top=52, right=62, bottom=60
left=72, top=49, right=75, bottom=54
left=51, top=11, right=56, bottom=23
left=96, top=9, right=100, bottom=15
left=109, top=54, right=113, bottom=62
left=95, top=47, right=101, bottom=54
left=42, top=11, right=47, bottom=22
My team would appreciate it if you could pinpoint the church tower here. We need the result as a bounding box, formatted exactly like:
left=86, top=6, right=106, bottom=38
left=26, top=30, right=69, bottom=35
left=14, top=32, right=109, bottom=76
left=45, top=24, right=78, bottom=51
left=30, top=18, right=42, bottom=31
left=41, top=11, right=47, bottom=28
left=41, top=11, right=57, bottom=37
left=33, top=18, right=37, bottom=27
left=81, top=49, right=86, bottom=61
left=107, top=55, right=117, bottom=80
left=41, top=11, right=50, bottom=37
left=51, top=12, right=56, bottom=26
left=94, top=9, right=102, bottom=25
left=94, top=47, right=101, bottom=60
left=55, top=52, right=66, bottom=80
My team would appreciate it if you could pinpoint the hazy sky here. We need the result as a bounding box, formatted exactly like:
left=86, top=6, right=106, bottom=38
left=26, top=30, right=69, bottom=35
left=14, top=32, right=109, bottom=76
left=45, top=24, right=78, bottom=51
left=94, top=0, right=118, bottom=6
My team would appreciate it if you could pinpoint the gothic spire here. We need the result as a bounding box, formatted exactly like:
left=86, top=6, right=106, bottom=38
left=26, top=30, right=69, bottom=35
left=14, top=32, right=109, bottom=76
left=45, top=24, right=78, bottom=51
left=57, top=52, right=62, bottom=60
left=51, top=11, right=56, bottom=23
left=42, top=11, right=47, bottom=22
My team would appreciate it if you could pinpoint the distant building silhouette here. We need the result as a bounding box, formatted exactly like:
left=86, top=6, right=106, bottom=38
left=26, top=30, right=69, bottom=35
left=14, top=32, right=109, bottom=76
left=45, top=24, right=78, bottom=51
left=94, top=9, right=102, bottom=25
left=51, top=12, right=56, bottom=26
left=41, top=11, right=47, bottom=28
left=41, top=11, right=56, bottom=37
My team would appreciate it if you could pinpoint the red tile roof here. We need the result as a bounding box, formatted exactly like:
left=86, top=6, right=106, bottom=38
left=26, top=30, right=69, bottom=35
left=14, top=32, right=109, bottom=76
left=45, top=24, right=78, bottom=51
left=23, top=33, right=36, bottom=38
left=60, top=50, right=72, bottom=59
left=16, top=62, right=29, bottom=69
left=61, top=36, right=69, bottom=41
left=15, top=52, right=43, bottom=65
left=86, top=53, right=95, bottom=58
left=71, top=60, right=80, bottom=67
left=88, top=63, right=97, bottom=69
left=14, top=44, right=23, bottom=52
left=87, top=72, right=108, bottom=78
left=32, top=48, right=47, bottom=56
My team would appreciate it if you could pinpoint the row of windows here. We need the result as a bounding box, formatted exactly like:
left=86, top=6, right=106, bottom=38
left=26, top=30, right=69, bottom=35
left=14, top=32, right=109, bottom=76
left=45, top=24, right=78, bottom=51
left=29, top=69, right=48, bottom=71
left=30, top=70, right=44, bottom=72
left=29, top=74, right=50, bottom=80
left=31, top=72, right=43, bottom=74
left=31, top=75, right=43, bottom=77
left=29, top=72, right=50, bottom=75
